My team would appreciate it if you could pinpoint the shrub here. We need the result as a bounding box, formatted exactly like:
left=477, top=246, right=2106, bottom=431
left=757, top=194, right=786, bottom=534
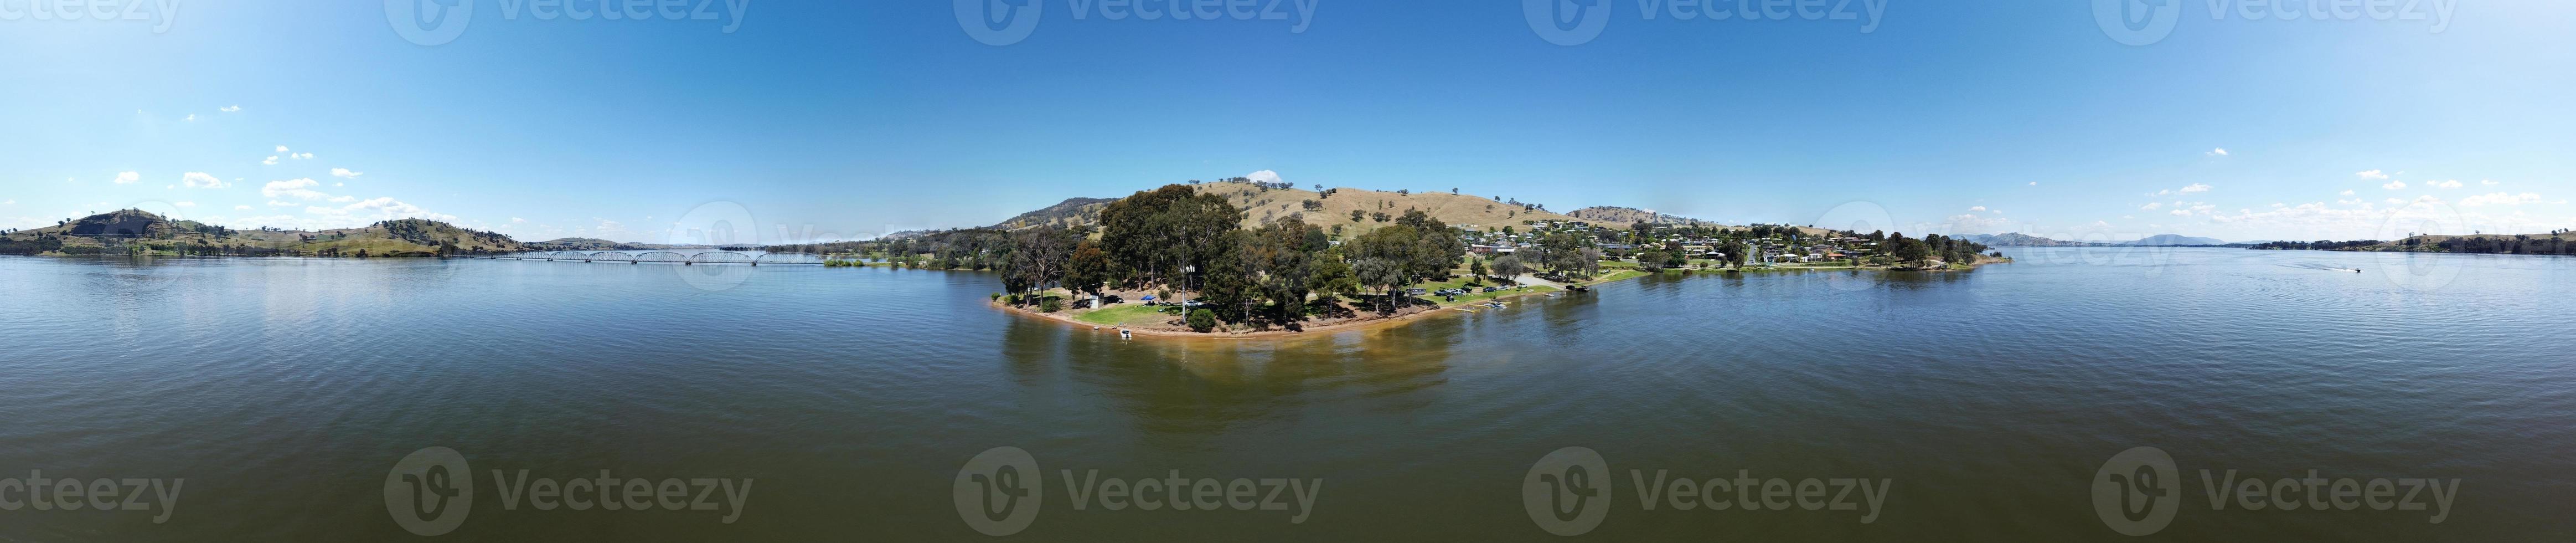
left=1186, top=309, right=1217, bottom=332
left=1039, top=297, right=1063, bottom=313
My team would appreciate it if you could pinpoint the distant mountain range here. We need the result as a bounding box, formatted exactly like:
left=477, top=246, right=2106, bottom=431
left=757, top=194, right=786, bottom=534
left=524, top=238, right=713, bottom=251
left=1959, top=233, right=2238, bottom=247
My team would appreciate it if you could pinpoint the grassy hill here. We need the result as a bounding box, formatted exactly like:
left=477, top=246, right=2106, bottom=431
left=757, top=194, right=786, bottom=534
left=1186, top=181, right=1597, bottom=233
left=989, top=197, right=1117, bottom=230
left=2, top=211, right=526, bottom=255
left=1565, top=206, right=1720, bottom=228
left=974, top=181, right=1601, bottom=234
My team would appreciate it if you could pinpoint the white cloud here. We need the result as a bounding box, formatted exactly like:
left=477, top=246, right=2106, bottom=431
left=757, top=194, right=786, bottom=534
left=2384, top=197, right=2403, bottom=204
left=2169, top=209, right=2191, bottom=216
left=510, top=217, right=525, bottom=223
left=293, top=152, right=313, bottom=160
left=3, top=199, right=14, bottom=205
left=182, top=172, right=230, bottom=189
left=2481, top=179, right=2498, bottom=186
left=2356, top=170, right=2389, bottom=180
left=2027, top=182, right=2039, bottom=186
left=183, top=114, right=197, bottom=122
left=2430, top=179, right=2463, bottom=189
left=234, top=205, right=252, bottom=210
left=2140, top=202, right=2162, bottom=210
left=275, top=145, right=290, bottom=152
left=2206, top=148, right=2228, bottom=156
left=1246, top=170, right=1284, bottom=185
left=2339, top=189, right=2355, bottom=196
left=1968, top=206, right=1988, bottom=212
left=262, top=156, right=280, bottom=166
left=307, top=197, right=457, bottom=223
left=2154, top=189, right=2173, bottom=196
left=2459, top=192, right=2545, bottom=207
left=220, top=105, right=241, bottom=112
left=261, top=178, right=327, bottom=200
left=327, top=195, right=357, bottom=203
left=330, top=168, right=364, bottom=178
left=2382, top=180, right=2407, bottom=190
left=114, top=171, right=140, bottom=184
left=2178, top=183, right=2212, bottom=194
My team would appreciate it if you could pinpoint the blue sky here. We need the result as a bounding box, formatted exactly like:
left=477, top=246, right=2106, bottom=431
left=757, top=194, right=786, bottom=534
left=2, top=1, right=2569, bottom=243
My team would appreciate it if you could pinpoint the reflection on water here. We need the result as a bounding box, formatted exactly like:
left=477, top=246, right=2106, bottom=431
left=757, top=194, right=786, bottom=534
left=2, top=249, right=2573, bottom=541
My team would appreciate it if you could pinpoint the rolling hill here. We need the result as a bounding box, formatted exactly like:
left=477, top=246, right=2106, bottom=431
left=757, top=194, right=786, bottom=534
left=1563, top=206, right=1721, bottom=228
left=2121, top=234, right=2229, bottom=246
left=2, top=211, right=529, bottom=254
left=1961, top=233, right=2094, bottom=247
left=979, top=181, right=1604, bottom=233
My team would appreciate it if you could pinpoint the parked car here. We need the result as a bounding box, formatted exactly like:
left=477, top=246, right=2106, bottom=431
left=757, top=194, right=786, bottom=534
left=1406, top=288, right=1427, bottom=295
left=1481, top=286, right=1500, bottom=293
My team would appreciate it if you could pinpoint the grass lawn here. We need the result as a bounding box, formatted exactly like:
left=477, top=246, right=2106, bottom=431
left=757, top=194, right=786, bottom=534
left=1403, top=275, right=1562, bottom=306
left=1593, top=269, right=1650, bottom=283
left=1072, top=304, right=1169, bottom=326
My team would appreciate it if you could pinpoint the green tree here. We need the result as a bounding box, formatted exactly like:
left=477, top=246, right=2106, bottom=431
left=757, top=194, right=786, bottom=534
left=1352, top=257, right=1405, bottom=314
left=1488, top=254, right=1526, bottom=281
left=1186, top=309, right=1217, bottom=332
left=1063, top=240, right=1111, bottom=305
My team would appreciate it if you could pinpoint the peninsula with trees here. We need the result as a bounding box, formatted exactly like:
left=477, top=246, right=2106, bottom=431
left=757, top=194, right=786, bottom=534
left=776, top=180, right=2002, bottom=337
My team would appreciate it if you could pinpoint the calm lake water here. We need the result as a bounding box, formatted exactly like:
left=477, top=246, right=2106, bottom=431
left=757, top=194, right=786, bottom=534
left=2, top=248, right=2571, bottom=541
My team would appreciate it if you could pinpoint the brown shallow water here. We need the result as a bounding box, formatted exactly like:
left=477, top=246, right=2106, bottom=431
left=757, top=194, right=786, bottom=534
left=1, top=247, right=2571, bottom=541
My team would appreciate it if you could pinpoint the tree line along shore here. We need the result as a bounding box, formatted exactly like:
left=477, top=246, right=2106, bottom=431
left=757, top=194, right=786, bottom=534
left=777, top=183, right=2002, bottom=336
